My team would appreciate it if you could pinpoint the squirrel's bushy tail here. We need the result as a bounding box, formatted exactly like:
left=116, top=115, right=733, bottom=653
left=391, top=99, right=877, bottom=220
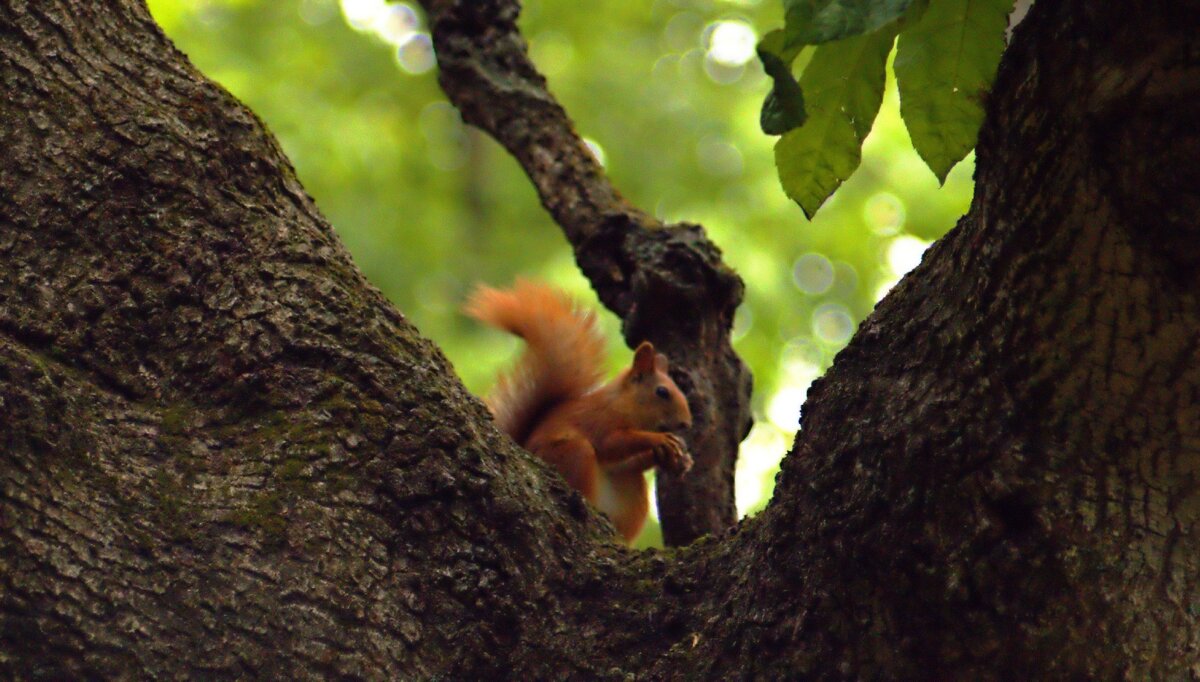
left=465, top=279, right=607, bottom=444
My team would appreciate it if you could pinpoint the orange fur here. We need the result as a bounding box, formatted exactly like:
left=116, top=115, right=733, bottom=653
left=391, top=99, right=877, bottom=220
left=466, top=280, right=693, bottom=543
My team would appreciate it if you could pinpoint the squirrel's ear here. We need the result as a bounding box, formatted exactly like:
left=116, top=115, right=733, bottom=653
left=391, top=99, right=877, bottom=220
left=655, top=352, right=670, bottom=372
left=632, top=341, right=656, bottom=377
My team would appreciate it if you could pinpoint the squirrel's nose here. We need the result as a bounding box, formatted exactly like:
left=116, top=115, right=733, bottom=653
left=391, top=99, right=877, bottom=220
left=676, top=420, right=691, bottom=431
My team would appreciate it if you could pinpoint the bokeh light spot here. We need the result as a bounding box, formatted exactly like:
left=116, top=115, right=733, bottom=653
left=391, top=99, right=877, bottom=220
left=735, top=423, right=788, bottom=517
left=342, top=0, right=432, bottom=75
left=812, top=303, right=854, bottom=345
left=767, top=341, right=821, bottom=430
left=863, top=191, right=906, bottom=236
left=732, top=303, right=753, bottom=342
left=875, top=276, right=900, bottom=303
left=396, top=33, right=436, bottom=74
left=582, top=137, right=606, bottom=167
left=530, top=31, right=575, bottom=77
left=341, top=0, right=387, bottom=31
left=792, top=252, right=834, bottom=295
left=706, top=20, right=757, bottom=67
left=663, top=11, right=704, bottom=52
left=377, top=4, right=419, bottom=45
left=833, top=261, right=859, bottom=297
left=703, top=55, right=745, bottom=84
left=768, top=387, right=806, bottom=430
left=886, top=235, right=932, bottom=277
left=781, top=336, right=822, bottom=371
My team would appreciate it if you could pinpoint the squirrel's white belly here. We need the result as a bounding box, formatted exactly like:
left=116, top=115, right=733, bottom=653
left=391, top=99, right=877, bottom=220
left=592, top=470, right=648, bottom=540
left=594, top=473, right=621, bottom=521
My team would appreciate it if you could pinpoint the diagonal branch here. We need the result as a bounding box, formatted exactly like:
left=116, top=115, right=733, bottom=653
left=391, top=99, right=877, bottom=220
left=418, top=0, right=754, bottom=544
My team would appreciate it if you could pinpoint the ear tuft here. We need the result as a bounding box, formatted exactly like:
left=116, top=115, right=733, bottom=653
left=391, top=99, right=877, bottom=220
left=632, top=341, right=656, bottom=377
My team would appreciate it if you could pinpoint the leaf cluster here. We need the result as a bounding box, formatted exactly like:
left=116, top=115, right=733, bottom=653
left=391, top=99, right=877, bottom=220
left=760, top=0, right=1010, bottom=216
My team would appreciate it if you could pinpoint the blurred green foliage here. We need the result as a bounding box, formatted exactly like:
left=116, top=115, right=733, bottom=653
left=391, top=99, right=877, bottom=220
left=146, top=0, right=973, bottom=545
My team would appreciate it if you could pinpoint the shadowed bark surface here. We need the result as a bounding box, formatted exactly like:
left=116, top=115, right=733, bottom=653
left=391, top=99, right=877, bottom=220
left=2, top=0, right=1200, bottom=678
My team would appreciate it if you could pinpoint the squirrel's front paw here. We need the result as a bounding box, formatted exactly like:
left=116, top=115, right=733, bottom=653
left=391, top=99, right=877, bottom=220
left=654, top=434, right=693, bottom=475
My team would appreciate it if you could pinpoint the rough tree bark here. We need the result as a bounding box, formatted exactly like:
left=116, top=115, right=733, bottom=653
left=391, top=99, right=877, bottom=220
left=2, top=0, right=1199, bottom=679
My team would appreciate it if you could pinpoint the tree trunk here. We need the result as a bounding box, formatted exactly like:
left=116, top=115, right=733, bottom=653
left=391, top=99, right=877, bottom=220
left=2, top=0, right=1198, bottom=678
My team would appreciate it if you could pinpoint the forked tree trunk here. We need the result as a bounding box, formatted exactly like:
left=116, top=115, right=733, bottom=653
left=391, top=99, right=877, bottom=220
left=2, top=0, right=1198, bottom=678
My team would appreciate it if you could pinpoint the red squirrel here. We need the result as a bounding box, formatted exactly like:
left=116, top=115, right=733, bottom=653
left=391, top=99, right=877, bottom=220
left=465, top=280, right=693, bottom=542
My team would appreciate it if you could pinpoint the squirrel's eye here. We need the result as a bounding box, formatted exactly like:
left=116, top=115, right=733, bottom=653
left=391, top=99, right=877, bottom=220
left=655, top=386, right=670, bottom=400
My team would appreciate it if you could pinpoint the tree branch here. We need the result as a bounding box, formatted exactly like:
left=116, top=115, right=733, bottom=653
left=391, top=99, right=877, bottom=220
left=418, top=0, right=753, bottom=544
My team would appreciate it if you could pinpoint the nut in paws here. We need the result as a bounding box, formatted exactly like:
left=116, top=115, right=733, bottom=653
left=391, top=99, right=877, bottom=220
left=656, top=434, right=693, bottom=475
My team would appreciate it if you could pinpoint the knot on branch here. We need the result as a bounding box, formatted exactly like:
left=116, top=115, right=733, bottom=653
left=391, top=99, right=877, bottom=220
left=578, top=215, right=743, bottom=344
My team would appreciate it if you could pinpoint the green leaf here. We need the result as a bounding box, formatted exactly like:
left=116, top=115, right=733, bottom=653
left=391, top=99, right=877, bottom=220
left=775, top=111, right=861, bottom=217
left=894, top=0, right=1010, bottom=182
left=774, top=27, right=896, bottom=216
left=784, top=0, right=914, bottom=45
left=761, top=89, right=808, bottom=136
left=757, top=31, right=808, bottom=135
left=802, top=26, right=895, bottom=142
